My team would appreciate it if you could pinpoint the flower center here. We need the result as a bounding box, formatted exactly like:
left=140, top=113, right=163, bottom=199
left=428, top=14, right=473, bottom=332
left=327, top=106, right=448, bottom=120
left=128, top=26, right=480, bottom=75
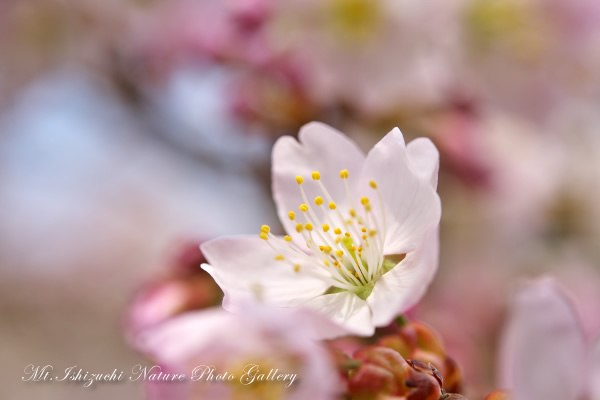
left=327, top=0, right=382, bottom=43
left=260, top=169, right=390, bottom=299
left=464, top=0, right=550, bottom=64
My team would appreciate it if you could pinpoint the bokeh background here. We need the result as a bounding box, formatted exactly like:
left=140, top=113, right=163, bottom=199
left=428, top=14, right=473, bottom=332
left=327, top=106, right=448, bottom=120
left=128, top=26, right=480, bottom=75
left=2, top=0, right=600, bottom=398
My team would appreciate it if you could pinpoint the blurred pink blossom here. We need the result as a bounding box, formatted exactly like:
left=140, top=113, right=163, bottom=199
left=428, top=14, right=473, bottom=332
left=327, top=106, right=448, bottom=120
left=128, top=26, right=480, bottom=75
left=498, top=277, right=600, bottom=400
left=135, top=304, right=343, bottom=400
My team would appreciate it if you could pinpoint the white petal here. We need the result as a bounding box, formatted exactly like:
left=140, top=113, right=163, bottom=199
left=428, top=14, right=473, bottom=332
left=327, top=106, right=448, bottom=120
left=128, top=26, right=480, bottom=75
left=499, top=277, right=587, bottom=400
left=201, top=236, right=328, bottom=309
left=406, top=137, right=440, bottom=188
left=272, top=122, right=366, bottom=242
left=303, top=291, right=374, bottom=338
left=357, top=127, right=441, bottom=254
left=592, top=337, right=600, bottom=400
left=368, top=228, right=439, bottom=326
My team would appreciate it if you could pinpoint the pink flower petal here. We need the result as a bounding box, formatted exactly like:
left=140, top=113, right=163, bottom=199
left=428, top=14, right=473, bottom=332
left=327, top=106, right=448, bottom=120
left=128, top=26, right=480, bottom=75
left=591, top=336, right=600, bottom=400
left=499, top=277, right=587, bottom=400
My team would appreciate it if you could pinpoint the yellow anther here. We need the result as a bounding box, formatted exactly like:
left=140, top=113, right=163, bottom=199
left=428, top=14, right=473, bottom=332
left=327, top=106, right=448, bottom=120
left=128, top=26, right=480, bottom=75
left=324, top=260, right=329, bottom=266
left=319, top=246, right=324, bottom=251
left=323, top=246, right=332, bottom=253
left=334, top=228, right=342, bottom=235
left=312, top=171, right=321, bottom=180
left=369, top=180, right=377, bottom=189
left=335, top=250, right=344, bottom=257
left=284, top=235, right=292, bottom=242
left=335, top=237, right=341, bottom=244
left=349, top=209, right=356, bottom=217
left=344, top=232, right=351, bottom=237
left=355, top=272, right=359, bottom=277
left=275, top=254, right=285, bottom=261
left=365, top=204, right=372, bottom=211
left=299, top=204, right=309, bottom=212
left=362, top=235, right=368, bottom=240
left=314, top=196, right=324, bottom=206
left=333, top=261, right=339, bottom=266
left=259, top=232, right=268, bottom=240
left=358, top=247, right=363, bottom=252
left=361, top=227, right=367, bottom=233
left=322, top=224, right=330, bottom=232
left=288, top=211, right=296, bottom=221
left=340, top=169, right=349, bottom=179
left=369, top=229, right=377, bottom=237
left=296, top=223, right=304, bottom=232
left=296, top=176, right=304, bottom=184
left=305, top=223, right=313, bottom=231
left=360, top=197, right=369, bottom=205
left=329, top=201, right=337, bottom=210
left=294, top=264, right=301, bottom=272
left=351, top=246, right=356, bottom=251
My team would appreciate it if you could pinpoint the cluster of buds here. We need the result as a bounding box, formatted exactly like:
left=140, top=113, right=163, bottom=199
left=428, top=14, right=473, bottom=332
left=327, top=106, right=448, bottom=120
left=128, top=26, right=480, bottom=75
left=331, top=318, right=467, bottom=399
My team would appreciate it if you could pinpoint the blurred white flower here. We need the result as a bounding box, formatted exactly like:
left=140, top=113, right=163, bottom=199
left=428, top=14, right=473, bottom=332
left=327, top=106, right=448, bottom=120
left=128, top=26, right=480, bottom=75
left=264, top=0, right=455, bottom=116
left=202, top=122, right=441, bottom=336
left=458, top=0, right=600, bottom=121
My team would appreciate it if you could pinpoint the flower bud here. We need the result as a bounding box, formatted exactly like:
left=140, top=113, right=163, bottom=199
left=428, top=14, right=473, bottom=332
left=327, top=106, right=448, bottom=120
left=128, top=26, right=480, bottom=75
left=485, top=390, right=512, bottom=400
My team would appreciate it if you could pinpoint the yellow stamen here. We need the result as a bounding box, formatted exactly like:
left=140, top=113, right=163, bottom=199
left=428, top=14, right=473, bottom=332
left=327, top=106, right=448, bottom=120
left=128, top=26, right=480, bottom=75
left=259, top=232, right=268, bottom=240
left=314, top=196, right=324, bottom=206
left=334, top=228, right=342, bottom=235
left=299, top=204, right=309, bottom=212
left=296, top=176, right=304, bottom=184
left=312, top=171, right=321, bottom=180
left=335, top=250, right=344, bottom=257
left=365, top=204, right=372, bottom=211
left=294, top=264, right=301, bottom=272
left=329, top=201, right=337, bottom=210
left=261, top=225, right=270, bottom=233
left=350, top=209, right=357, bottom=217
left=305, top=223, right=313, bottom=231
left=288, top=211, right=296, bottom=221
left=361, top=227, right=367, bottom=232
left=324, top=260, right=329, bottom=266
left=335, top=237, right=341, bottom=244
left=369, top=229, right=377, bottom=237
left=360, top=197, right=369, bottom=205
left=369, top=180, right=377, bottom=188
left=296, top=223, right=304, bottom=232
left=340, top=169, right=349, bottom=179
left=344, top=232, right=351, bottom=237
left=275, top=254, right=285, bottom=261
left=323, top=246, right=332, bottom=253
left=362, top=234, right=368, bottom=240
left=284, top=235, right=292, bottom=242
left=322, top=224, right=330, bottom=232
